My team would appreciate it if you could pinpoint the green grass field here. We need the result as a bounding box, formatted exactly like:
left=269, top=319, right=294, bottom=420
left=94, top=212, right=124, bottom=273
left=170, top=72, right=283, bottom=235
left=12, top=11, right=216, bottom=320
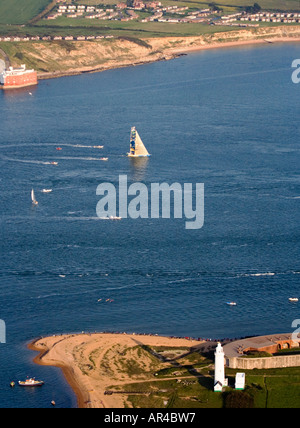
left=0, top=0, right=52, bottom=25
left=102, top=345, right=300, bottom=408
left=112, top=366, right=300, bottom=408
left=34, top=16, right=242, bottom=38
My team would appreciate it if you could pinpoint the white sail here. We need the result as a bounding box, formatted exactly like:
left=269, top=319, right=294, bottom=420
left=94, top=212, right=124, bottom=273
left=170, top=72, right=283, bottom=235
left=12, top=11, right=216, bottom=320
left=128, top=127, right=150, bottom=157
left=31, top=189, right=38, bottom=205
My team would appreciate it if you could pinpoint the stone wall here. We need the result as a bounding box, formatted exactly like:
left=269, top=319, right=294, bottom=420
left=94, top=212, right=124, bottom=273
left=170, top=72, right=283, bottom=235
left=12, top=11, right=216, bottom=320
left=227, top=354, right=300, bottom=370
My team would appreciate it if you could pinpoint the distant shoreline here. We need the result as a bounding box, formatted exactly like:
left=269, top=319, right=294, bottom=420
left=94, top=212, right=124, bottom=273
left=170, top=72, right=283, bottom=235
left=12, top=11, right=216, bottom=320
left=36, top=35, right=300, bottom=82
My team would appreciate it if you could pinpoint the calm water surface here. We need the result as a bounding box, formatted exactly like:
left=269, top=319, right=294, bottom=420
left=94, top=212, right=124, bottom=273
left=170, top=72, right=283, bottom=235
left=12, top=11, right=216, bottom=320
left=0, top=43, right=299, bottom=407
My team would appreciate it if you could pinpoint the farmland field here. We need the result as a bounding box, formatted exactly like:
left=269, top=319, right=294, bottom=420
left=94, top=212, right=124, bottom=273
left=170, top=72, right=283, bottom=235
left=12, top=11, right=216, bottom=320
left=0, top=0, right=52, bottom=25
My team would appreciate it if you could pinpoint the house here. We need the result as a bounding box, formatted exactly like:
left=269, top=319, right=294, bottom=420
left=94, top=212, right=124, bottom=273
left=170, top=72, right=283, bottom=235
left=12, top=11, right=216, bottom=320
left=146, top=1, right=162, bottom=8
left=235, top=373, right=245, bottom=390
left=117, top=2, right=127, bottom=9
left=133, top=0, right=145, bottom=9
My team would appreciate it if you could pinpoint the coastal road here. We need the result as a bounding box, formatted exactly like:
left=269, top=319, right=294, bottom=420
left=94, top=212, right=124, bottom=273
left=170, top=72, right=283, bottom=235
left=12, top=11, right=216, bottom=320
left=0, top=47, right=11, bottom=68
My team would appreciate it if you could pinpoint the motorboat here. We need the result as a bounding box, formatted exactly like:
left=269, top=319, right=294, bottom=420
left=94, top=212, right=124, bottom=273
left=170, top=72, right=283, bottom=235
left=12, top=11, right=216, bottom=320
left=18, top=378, right=44, bottom=387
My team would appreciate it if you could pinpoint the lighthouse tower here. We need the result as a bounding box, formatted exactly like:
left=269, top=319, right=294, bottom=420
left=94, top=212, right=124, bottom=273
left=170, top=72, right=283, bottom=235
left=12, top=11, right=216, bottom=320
left=214, top=342, right=225, bottom=392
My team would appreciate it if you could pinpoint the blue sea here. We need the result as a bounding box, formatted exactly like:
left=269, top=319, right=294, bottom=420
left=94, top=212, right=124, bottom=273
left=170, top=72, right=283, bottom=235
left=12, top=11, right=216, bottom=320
left=0, top=43, right=299, bottom=408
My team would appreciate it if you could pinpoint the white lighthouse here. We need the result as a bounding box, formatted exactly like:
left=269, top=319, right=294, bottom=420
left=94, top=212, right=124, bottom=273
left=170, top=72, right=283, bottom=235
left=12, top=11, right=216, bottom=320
left=214, top=342, right=226, bottom=392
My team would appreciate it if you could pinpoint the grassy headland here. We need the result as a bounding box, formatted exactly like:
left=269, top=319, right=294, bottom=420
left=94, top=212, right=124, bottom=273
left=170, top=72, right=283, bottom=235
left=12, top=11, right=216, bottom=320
left=1, top=25, right=300, bottom=79
left=29, top=333, right=300, bottom=408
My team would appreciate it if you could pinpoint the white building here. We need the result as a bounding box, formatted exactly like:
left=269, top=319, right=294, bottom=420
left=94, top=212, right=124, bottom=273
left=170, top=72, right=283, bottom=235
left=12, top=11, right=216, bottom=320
left=214, top=342, right=227, bottom=392
left=235, top=373, right=245, bottom=390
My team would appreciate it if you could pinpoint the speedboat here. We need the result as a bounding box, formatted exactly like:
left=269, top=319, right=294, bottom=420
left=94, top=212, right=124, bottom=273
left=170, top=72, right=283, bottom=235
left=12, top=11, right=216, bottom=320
left=109, top=216, right=122, bottom=220
left=226, top=302, right=237, bottom=306
left=42, top=189, right=52, bottom=193
left=56, top=147, right=62, bottom=151
left=51, top=162, right=58, bottom=165
left=289, top=297, right=299, bottom=302
left=18, top=378, right=44, bottom=387
left=94, top=145, right=104, bottom=149
left=100, top=157, right=108, bottom=161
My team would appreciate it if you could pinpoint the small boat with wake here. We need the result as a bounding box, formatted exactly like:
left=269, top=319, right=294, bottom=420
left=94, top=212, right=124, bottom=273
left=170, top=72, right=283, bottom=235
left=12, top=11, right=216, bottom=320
left=18, top=378, right=44, bottom=387
left=31, top=189, right=38, bottom=206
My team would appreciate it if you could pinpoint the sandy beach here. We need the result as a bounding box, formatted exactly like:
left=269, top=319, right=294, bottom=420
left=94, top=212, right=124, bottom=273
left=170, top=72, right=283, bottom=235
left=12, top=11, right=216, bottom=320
left=29, top=333, right=203, bottom=408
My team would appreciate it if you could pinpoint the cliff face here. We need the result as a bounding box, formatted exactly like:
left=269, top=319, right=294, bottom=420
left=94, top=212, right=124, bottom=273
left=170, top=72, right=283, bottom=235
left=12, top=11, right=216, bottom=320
left=0, top=38, right=170, bottom=78
left=150, top=25, right=300, bottom=52
left=1, top=26, right=300, bottom=79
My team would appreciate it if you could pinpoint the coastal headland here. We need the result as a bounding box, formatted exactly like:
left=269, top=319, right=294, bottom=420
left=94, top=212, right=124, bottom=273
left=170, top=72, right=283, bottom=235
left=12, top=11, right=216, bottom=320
left=29, top=333, right=205, bottom=408
left=1, top=26, right=300, bottom=81
left=29, top=332, right=300, bottom=408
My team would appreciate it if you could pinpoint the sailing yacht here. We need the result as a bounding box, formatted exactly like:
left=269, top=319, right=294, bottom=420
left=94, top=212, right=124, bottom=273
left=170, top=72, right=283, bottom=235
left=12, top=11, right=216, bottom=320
left=31, top=189, right=38, bottom=206
left=128, top=127, right=151, bottom=158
